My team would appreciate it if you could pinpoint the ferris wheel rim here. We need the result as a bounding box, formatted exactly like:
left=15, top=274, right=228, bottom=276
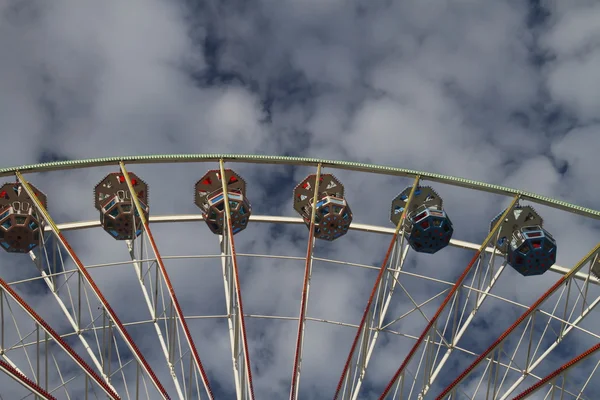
left=4, top=214, right=597, bottom=399
left=1, top=156, right=599, bottom=399
left=17, top=213, right=594, bottom=286
left=2, top=153, right=598, bottom=220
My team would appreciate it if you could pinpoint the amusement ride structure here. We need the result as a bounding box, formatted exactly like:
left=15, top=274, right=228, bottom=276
left=0, top=154, right=598, bottom=399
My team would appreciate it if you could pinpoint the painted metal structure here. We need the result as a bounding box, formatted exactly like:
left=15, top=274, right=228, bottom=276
left=0, top=155, right=597, bottom=399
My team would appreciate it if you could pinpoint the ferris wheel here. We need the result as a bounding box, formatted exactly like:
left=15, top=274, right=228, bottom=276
left=0, top=154, right=599, bottom=400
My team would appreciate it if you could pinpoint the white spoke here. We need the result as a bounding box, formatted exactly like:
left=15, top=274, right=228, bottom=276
left=0, top=156, right=597, bottom=399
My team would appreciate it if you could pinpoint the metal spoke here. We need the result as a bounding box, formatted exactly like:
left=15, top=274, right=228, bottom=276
left=290, top=163, right=322, bottom=400
left=512, top=341, right=600, bottom=400
left=120, top=162, right=215, bottom=399
left=0, top=276, right=118, bottom=399
left=0, top=156, right=596, bottom=400
left=16, top=171, right=169, bottom=400
left=218, top=159, right=255, bottom=400
left=0, top=357, right=56, bottom=400
left=435, top=242, right=600, bottom=399
left=379, top=195, right=520, bottom=399
left=333, top=175, right=420, bottom=400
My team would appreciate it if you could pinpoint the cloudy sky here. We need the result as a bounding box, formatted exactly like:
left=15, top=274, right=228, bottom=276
left=1, top=0, right=600, bottom=398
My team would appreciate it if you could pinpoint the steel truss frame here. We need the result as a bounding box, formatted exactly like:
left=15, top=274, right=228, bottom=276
left=3, top=213, right=598, bottom=399
left=378, top=195, right=522, bottom=399
left=433, top=242, right=600, bottom=400
left=333, top=175, right=421, bottom=400
left=289, top=163, right=322, bottom=400
left=120, top=162, right=214, bottom=400
left=218, top=160, right=255, bottom=400
left=3, top=213, right=599, bottom=399
left=0, top=357, right=56, bottom=400
left=0, top=156, right=597, bottom=399
left=0, top=274, right=117, bottom=399
left=377, top=237, right=512, bottom=400
left=513, top=341, right=600, bottom=399
left=15, top=172, right=170, bottom=399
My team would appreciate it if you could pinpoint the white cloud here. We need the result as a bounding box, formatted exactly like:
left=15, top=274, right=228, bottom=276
left=543, top=2, right=600, bottom=121
left=1, top=0, right=600, bottom=398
